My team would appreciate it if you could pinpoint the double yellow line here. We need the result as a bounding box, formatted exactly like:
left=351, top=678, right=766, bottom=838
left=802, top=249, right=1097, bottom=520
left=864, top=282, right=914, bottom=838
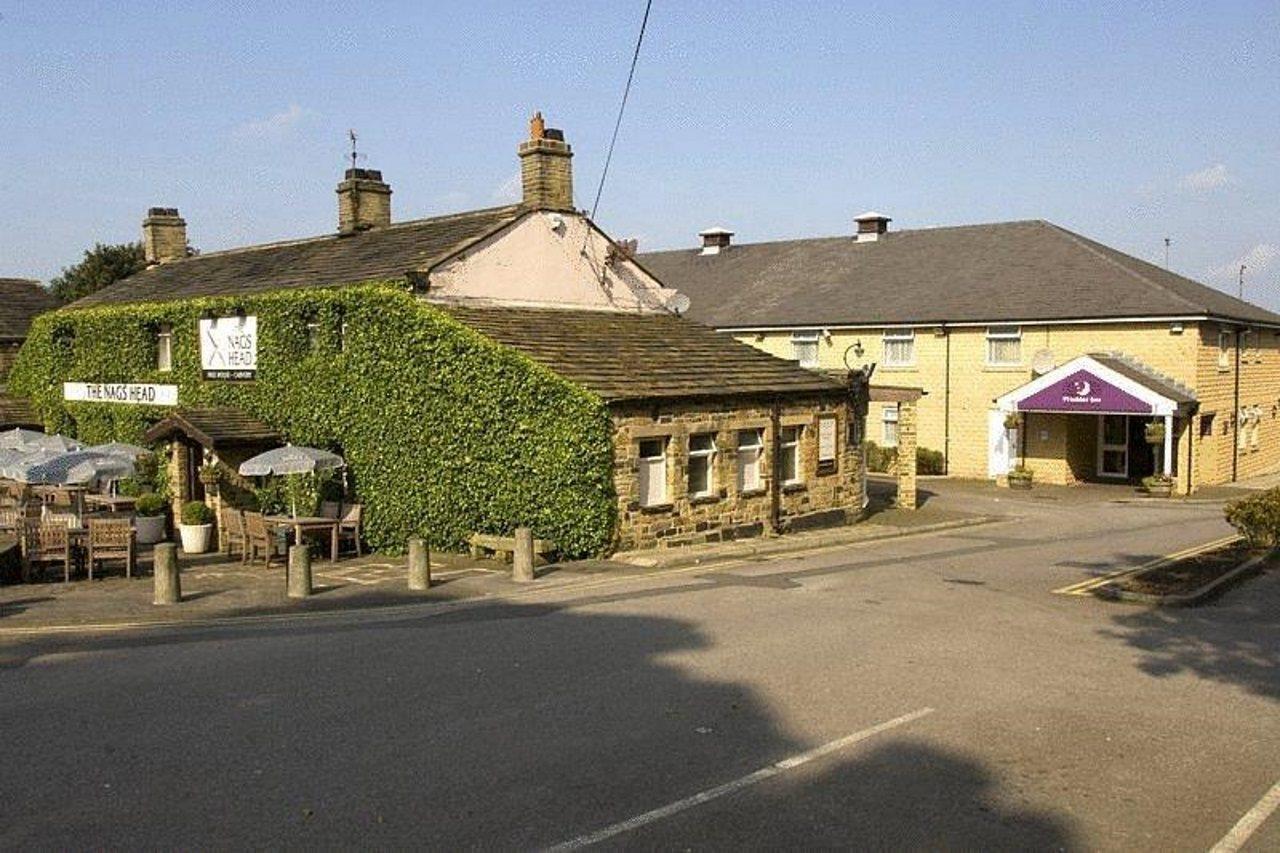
left=1053, top=534, right=1242, bottom=596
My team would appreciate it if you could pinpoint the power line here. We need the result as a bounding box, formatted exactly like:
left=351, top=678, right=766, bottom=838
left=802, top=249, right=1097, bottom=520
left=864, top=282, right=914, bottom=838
left=588, top=0, right=653, bottom=222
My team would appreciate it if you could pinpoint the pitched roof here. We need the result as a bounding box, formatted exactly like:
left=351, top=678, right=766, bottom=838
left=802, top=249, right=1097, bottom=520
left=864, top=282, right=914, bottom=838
left=71, top=205, right=525, bottom=308
left=0, top=395, right=42, bottom=429
left=0, top=279, right=60, bottom=340
left=639, top=220, right=1280, bottom=328
left=143, top=407, right=282, bottom=448
left=1088, top=352, right=1196, bottom=406
left=442, top=305, right=844, bottom=402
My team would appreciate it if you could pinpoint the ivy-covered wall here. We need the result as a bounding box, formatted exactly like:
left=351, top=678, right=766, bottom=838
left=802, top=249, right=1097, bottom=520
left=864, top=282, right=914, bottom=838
left=9, top=283, right=617, bottom=556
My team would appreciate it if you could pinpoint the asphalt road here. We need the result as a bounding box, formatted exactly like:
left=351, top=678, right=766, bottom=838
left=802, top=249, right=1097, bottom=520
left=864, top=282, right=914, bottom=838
left=2, top=488, right=1277, bottom=850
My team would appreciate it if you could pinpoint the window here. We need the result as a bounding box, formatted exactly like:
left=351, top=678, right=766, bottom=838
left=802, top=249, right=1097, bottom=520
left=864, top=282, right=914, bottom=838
left=306, top=317, right=322, bottom=352
left=338, top=318, right=348, bottom=353
left=156, top=324, right=173, bottom=372
left=780, top=425, right=803, bottom=485
left=791, top=330, right=820, bottom=368
left=1218, top=330, right=1232, bottom=370
left=637, top=438, right=668, bottom=507
left=1243, top=329, right=1256, bottom=363
left=882, top=329, right=915, bottom=367
left=882, top=404, right=899, bottom=447
left=986, top=325, right=1022, bottom=366
left=737, top=429, right=764, bottom=492
left=688, top=433, right=717, bottom=498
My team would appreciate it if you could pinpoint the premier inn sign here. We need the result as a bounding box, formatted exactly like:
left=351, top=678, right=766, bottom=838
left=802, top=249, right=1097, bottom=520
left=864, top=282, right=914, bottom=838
left=1016, top=368, right=1152, bottom=414
left=200, top=315, right=258, bottom=380
left=64, top=382, right=178, bottom=406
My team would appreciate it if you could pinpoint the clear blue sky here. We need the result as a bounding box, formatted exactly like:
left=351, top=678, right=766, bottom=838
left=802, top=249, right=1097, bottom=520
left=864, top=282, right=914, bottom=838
left=4, top=1, right=1278, bottom=309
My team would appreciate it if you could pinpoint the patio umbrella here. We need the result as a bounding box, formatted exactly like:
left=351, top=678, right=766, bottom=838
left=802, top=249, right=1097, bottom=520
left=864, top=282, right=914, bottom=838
left=239, top=445, right=345, bottom=517
left=89, top=441, right=153, bottom=460
left=0, top=447, right=59, bottom=480
left=10, top=450, right=135, bottom=486
left=0, top=428, right=82, bottom=453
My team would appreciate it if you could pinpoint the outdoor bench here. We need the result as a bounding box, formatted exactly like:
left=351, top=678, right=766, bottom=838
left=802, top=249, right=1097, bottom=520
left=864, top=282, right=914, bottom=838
left=468, top=532, right=557, bottom=563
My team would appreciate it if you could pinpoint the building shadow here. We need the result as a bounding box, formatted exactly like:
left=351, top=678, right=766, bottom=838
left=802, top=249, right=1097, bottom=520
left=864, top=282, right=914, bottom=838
left=1097, top=570, right=1280, bottom=700
left=1, top=600, right=1078, bottom=849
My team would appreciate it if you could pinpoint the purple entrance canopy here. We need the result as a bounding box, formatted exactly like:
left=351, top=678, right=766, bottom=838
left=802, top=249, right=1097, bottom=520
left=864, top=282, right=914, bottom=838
left=1016, top=368, right=1153, bottom=415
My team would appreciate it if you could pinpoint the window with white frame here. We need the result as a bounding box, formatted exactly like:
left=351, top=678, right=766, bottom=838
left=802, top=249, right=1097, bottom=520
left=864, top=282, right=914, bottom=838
left=882, top=404, right=900, bottom=447
left=736, top=429, right=764, bottom=492
left=637, top=438, right=668, bottom=507
left=986, top=325, right=1022, bottom=366
left=882, top=329, right=915, bottom=367
left=780, top=425, right=803, bottom=485
left=156, top=324, right=173, bottom=372
left=1243, top=329, right=1256, bottom=362
left=1218, top=330, right=1232, bottom=370
left=791, top=330, right=820, bottom=367
left=306, top=317, right=322, bottom=352
left=688, top=433, right=717, bottom=498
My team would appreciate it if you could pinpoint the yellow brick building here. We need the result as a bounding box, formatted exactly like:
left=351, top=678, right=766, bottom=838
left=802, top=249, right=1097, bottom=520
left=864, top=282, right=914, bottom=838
left=642, top=217, right=1280, bottom=494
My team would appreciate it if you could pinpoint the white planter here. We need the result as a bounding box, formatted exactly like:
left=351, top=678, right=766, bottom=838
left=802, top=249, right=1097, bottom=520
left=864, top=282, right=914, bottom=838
left=179, top=523, right=212, bottom=554
left=135, top=514, right=168, bottom=545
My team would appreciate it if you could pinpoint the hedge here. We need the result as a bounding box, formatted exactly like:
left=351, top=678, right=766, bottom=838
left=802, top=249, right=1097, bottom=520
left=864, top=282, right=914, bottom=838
left=1224, top=487, right=1280, bottom=548
left=9, top=283, right=617, bottom=556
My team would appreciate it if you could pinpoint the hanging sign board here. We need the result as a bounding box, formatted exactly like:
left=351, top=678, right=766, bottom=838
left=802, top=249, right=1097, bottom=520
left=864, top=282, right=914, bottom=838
left=64, top=382, right=178, bottom=406
left=200, top=315, right=258, bottom=380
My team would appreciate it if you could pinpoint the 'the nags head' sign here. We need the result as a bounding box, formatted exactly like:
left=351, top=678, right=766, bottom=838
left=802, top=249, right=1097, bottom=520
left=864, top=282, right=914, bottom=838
left=200, top=316, right=257, bottom=381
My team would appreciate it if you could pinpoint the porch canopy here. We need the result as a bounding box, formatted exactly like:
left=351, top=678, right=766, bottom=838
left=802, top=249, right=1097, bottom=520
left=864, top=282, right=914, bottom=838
left=143, top=407, right=281, bottom=450
left=995, top=352, right=1197, bottom=475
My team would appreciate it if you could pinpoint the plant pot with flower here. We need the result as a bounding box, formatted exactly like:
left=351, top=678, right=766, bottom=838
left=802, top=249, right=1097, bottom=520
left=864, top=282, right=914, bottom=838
left=134, top=493, right=170, bottom=545
left=1007, top=465, right=1034, bottom=490
left=1142, top=474, right=1174, bottom=498
left=179, top=500, right=215, bottom=554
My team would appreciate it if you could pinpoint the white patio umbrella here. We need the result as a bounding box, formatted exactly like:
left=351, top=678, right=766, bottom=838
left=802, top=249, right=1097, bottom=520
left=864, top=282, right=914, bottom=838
left=10, top=450, right=135, bottom=486
left=238, top=445, right=345, bottom=517
left=89, top=441, right=153, bottom=460
left=0, top=447, right=59, bottom=481
left=0, top=428, right=82, bottom=453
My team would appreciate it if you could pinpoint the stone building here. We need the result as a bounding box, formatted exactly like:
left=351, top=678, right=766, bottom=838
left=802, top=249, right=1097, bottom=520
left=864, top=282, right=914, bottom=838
left=641, top=216, right=1280, bottom=494
left=25, top=115, right=867, bottom=552
left=0, top=278, right=59, bottom=429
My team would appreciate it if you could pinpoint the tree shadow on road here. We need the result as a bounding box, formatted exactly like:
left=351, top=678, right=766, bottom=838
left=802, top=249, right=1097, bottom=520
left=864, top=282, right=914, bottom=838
left=1097, top=570, right=1280, bottom=700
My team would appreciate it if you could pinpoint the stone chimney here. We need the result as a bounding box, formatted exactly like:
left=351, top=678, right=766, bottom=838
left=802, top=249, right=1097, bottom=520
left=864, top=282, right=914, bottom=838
left=699, top=227, right=734, bottom=256
left=517, top=111, right=574, bottom=211
left=854, top=211, right=891, bottom=242
left=142, top=208, right=187, bottom=265
left=336, top=168, right=392, bottom=234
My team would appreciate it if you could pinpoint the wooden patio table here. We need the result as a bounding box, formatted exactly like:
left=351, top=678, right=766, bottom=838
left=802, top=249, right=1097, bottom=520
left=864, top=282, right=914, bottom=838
left=265, top=515, right=339, bottom=564
left=84, top=494, right=137, bottom=512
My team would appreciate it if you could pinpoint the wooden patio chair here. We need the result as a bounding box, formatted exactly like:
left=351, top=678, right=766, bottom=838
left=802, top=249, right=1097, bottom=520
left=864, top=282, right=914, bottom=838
left=243, top=511, right=285, bottom=568
left=21, top=520, right=74, bottom=583
left=87, top=518, right=135, bottom=580
left=0, top=507, right=21, bottom=537
left=320, top=501, right=341, bottom=519
left=337, top=503, right=363, bottom=557
left=219, top=505, right=247, bottom=562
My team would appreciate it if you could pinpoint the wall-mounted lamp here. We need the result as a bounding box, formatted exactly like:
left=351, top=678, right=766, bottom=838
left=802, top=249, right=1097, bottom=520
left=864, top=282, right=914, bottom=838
left=821, top=328, right=833, bottom=343
left=1170, top=322, right=1184, bottom=334
left=853, top=339, right=864, bottom=358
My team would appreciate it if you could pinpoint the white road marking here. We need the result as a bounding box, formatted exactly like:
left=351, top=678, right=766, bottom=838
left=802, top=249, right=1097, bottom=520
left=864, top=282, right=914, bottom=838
left=1209, top=778, right=1280, bottom=853
left=544, top=707, right=935, bottom=851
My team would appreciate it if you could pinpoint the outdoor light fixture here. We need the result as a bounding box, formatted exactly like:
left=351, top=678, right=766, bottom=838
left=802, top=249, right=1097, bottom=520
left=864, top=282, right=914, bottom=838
left=853, top=339, right=865, bottom=358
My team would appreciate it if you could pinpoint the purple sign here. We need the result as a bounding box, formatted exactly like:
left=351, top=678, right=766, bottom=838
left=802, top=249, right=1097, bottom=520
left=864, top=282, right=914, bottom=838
left=1017, top=369, right=1152, bottom=414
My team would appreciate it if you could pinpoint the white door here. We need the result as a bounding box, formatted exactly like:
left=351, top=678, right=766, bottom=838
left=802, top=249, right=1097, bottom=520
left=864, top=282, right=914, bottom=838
left=1098, top=415, right=1129, bottom=478
left=988, top=411, right=1016, bottom=477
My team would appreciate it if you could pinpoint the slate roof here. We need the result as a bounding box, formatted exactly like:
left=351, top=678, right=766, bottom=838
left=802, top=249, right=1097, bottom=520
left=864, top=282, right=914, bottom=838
left=1089, top=352, right=1197, bottom=407
left=639, top=220, right=1280, bottom=328
left=0, top=279, right=60, bottom=340
left=71, top=205, right=525, bottom=308
left=144, top=407, right=282, bottom=448
left=0, top=395, right=42, bottom=429
left=442, top=305, right=845, bottom=402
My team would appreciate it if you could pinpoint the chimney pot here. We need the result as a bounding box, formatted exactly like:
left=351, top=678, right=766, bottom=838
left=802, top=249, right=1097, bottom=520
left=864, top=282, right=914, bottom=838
left=698, top=227, right=734, bottom=256
left=142, top=208, right=187, bottom=265
left=336, top=168, right=392, bottom=234
left=517, top=111, right=574, bottom=211
left=853, top=211, right=891, bottom=242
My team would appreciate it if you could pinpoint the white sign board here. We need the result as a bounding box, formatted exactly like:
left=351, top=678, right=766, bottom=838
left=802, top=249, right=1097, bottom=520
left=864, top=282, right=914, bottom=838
left=64, top=382, right=178, bottom=406
left=818, top=415, right=837, bottom=462
left=200, top=315, right=258, bottom=380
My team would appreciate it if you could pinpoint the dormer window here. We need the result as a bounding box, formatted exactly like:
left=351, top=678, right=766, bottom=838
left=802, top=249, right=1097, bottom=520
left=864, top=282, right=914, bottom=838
left=156, top=324, right=173, bottom=372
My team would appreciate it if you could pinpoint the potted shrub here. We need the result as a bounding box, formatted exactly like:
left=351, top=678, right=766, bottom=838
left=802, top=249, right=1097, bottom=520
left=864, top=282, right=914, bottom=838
left=198, top=462, right=221, bottom=490
left=1142, top=474, right=1174, bottom=498
left=134, top=492, right=169, bottom=545
left=1003, top=412, right=1021, bottom=431
left=1007, top=465, right=1034, bottom=490
left=1144, top=420, right=1166, bottom=446
left=179, top=500, right=215, bottom=554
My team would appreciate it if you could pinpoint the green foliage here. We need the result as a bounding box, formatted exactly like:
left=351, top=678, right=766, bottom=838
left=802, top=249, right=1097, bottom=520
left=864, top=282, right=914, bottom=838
left=1224, top=488, right=1280, bottom=548
left=916, top=447, right=945, bottom=475
left=863, top=442, right=945, bottom=476
left=134, top=493, right=167, bottom=517
left=49, top=242, right=147, bottom=303
left=1009, top=465, right=1034, bottom=481
left=181, top=500, right=214, bottom=525
left=1144, top=420, right=1165, bottom=446
left=10, top=283, right=616, bottom=556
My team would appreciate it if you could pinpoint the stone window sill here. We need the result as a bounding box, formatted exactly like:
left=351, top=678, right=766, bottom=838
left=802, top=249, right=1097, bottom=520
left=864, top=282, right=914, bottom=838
left=782, top=482, right=807, bottom=494
left=982, top=365, right=1026, bottom=373
left=638, top=502, right=674, bottom=514
left=689, top=494, right=721, bottom=506
left=737, top=488, right=768, bottom=499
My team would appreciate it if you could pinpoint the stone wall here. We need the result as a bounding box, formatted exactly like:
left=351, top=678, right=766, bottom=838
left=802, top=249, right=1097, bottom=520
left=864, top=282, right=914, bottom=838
left=610, top=394, right=864, bottom=551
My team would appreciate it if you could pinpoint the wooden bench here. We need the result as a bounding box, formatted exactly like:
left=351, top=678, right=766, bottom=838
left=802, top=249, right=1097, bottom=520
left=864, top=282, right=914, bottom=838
left=468, top=533, right=557, bottom=563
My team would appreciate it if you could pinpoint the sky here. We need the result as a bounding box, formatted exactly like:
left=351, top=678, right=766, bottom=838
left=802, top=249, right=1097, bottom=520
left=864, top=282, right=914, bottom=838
left=3, top=1, right=1278, bottom=309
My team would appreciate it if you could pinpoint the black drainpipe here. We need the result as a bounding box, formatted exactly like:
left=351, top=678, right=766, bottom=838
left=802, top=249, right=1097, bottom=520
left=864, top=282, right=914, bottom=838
left=943, top=325, right=952, bottom=474
left=770, top=397, right=782, bottom=534
left=1232, top=329, right=1242, bottom=482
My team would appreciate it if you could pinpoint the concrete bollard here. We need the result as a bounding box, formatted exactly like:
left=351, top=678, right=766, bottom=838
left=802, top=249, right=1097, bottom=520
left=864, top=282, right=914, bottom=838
left=152, top=542, right=181, bottom=605
left=408, top=537, right=431, bottom=590
left=512, top=526, right=535, bottom=583
left=287, top=544, right=312, bottom=599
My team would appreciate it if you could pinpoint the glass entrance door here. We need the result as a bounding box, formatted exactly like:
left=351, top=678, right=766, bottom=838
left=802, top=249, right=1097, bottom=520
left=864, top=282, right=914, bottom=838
left=1098, top=415, right=1129, bottom=478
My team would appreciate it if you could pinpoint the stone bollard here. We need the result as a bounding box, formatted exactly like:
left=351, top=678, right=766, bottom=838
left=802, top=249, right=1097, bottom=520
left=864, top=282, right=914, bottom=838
left=287, top=544, right=312, bottom=599
left=512, top=526, right=535, bottom=583
left=153, top=542, right=181, bottom=605
left=408, top=537, right=431, bottom=590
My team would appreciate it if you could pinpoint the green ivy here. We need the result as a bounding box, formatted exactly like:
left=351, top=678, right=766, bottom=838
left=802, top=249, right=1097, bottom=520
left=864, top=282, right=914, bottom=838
left=10, top=283, right=617, bottom=556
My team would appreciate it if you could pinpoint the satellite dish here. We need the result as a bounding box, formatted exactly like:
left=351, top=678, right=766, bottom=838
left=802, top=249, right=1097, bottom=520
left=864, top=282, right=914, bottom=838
left=1031, top=349, right=1056, bottom=375
left=666, top=292, right=692, bottom=316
